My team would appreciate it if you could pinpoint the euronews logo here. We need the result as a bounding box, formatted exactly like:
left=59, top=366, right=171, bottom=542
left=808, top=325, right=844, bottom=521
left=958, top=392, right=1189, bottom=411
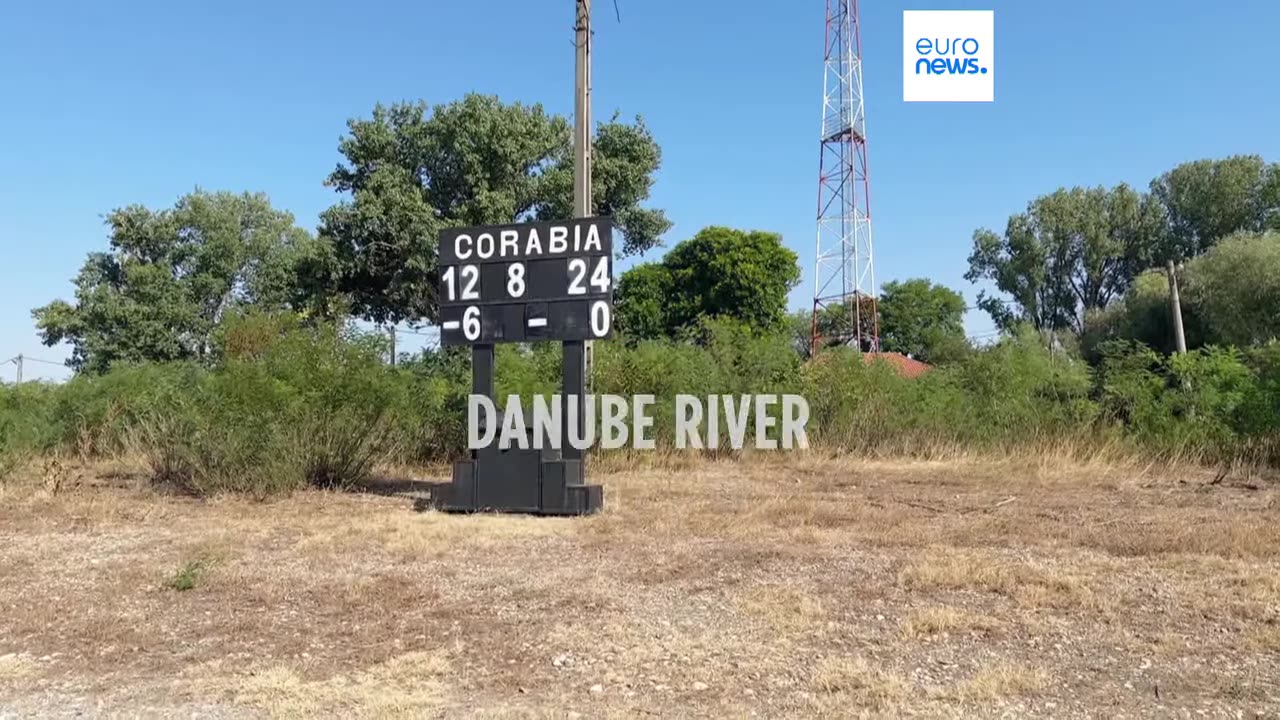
left=914, top=38, right=988, bottom=76
left=903, top=10, right=994, bottom=102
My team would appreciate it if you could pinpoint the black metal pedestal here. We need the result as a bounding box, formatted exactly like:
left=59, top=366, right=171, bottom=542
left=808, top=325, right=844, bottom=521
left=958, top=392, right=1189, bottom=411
left=436, top=342, right=603, bottom=516
left=444, top=454, right=602, bottom=515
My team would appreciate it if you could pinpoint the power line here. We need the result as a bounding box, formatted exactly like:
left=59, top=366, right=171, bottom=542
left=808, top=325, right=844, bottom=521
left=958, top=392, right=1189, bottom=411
left=5, top=356, right=64, bottom=367
left=396, top=328, right=438, bottom=338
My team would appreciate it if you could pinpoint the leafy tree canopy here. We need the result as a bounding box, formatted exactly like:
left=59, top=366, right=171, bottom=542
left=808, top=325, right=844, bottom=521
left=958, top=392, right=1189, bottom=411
left=312, top=94, right=671, bottom=326
left=878, top=278, right=967, bottom=362
left=613, top=262, right=673, bottom=342
left=33, top=191, right=316, bottom=374
left=1082, top=231, right=1280, bottom=358
left=972, top=156, right=1280, bottom=338
left=966, top=184, right=1162, bottom=334
left=1150, top=155, right=1280, bottom=260
left=663, top=226, right=801, bottom=335
left=1183, top=231, right=1280, bottom=348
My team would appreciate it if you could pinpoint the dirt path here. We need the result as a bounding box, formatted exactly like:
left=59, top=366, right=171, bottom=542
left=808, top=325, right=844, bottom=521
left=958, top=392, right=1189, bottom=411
left=1, top=456, right=1277, bottom=718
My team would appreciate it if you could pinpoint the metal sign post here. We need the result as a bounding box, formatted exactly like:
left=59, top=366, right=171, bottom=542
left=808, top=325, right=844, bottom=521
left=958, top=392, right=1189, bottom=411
left=435, top=217, right=612, bottom=515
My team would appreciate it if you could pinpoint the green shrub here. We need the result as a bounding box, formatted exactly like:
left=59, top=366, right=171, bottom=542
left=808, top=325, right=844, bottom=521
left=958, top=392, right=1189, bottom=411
left=802, top=329, right=1101, bottom=455
left=1097, top=341, right=1269, bottom=461
left=134, top=363, right=305, bottom=497
left=0, top=383, right=61, bottom=480
left=6, top=311, right=1279, bottom=490
left=396, top=349, right=471, bottom=464
left=124, top=318, right=409, bottom=496
left=164, top=558, right=212, bottom=592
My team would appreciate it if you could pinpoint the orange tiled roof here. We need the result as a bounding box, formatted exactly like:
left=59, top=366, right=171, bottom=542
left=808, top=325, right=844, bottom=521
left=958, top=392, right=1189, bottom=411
left=863, top=351, right=932, bottom=379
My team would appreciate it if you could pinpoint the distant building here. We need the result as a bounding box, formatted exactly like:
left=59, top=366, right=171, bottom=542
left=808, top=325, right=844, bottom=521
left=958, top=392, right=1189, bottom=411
left=862, top=352, right=932, bottom=379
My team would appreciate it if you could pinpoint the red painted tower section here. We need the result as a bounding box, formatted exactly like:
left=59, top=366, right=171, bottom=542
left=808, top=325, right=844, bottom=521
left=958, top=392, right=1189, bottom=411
left=812, top=0, right=878, bottom=352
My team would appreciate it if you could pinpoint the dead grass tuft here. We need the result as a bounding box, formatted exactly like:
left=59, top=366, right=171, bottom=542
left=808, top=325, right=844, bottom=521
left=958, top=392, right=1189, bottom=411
left=0, top=653, right=38, bottom=681
left=900, top=606, right=1002, bottom=638
left=1247, top=625, right=1280, bottom=652
left=811, top=657, right=911, bottom=710
left=225, top=648, right=454, bottom=719
left=898, top=549, right=1105, bottom=611
left=736, top=585, right=827, bottom=633
left=899, top=551, right=1018, bottom=594
left=939, top=663, right=1050, bottom=702
left=296, top=508, right=571, bottom=561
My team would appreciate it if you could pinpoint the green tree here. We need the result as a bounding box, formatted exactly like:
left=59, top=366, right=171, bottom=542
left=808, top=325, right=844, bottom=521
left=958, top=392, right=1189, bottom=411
left=1182, top=231, right=1280, bottom=347
left=1080, top=270, right=1206, bottom=360
left=785, top=310, right=817, bottom=358
left=966, top=184, right=1161, bottom=333
left=313, top=95, right=671, bottom=325
left=878, top=279, right=967, bottom=361
left=32, top=191, right=315, bottom=374
left=1082, top=231, right=1280, bottom=358
left=1150, top=156, right=1280, bottom=260
left=614, top=263, right=673, bottom=342
left=661, top=226, right=801, bottom=334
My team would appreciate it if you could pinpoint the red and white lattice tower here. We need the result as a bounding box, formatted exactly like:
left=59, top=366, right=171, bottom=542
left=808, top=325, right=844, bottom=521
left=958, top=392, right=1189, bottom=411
left=812, top=0, right=877, bottom=352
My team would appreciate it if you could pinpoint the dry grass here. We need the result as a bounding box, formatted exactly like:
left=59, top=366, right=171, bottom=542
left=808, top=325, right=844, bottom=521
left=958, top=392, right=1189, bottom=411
left=940, top=663, right=1051, bottom=702
left=0, top=654, right=38, bottom=681
left=217, top=649, right=454, bottom=719
left=735, top=585, right=827, bottom=633
left=0, top=454, right=1278, bottom=716
left=900, top=606, right=1002, bottom=638
left=810, top=657, right=910, bottom=710
left=897, top=548, right=1108, bottom=612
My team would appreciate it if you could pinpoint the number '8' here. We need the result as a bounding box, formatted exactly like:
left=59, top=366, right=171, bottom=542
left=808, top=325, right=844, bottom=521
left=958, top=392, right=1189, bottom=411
left=507, top=262, right=525, bottom=297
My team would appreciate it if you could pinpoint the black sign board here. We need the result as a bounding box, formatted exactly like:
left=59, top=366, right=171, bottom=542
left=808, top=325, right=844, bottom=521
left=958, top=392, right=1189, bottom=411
left=437, top=217, right=614, bottom=345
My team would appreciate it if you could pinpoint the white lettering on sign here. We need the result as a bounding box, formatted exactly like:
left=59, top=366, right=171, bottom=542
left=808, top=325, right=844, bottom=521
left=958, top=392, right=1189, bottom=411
left=583, top=223, right=601, bottom=252
left=455, top=234, right=472, bottom=260
left=500, top=230, right=519, bottom=257
left=468, top=394, right=812, bottom=451
left=549, top=226, right=568, bottom=253
left=447, top=221, right=608, bottom=264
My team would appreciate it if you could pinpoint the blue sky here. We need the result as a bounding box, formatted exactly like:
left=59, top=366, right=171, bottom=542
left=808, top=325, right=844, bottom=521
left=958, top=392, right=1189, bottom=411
left=2, top=0, right=1277, bottom=382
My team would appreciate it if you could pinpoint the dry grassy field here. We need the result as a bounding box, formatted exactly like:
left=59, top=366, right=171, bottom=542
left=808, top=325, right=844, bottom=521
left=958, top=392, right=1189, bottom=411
left=1, top=454, right=1278, bottom=718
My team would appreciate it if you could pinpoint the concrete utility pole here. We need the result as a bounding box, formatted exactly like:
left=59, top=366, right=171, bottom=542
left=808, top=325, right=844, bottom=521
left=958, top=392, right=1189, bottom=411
left=575, top=0, right=594, bottom=391
left=1166, top=259, right=1187, bottom=354
left=14, top=354, right=22, bottom=384
left=564, top=0, right=593, bottom=462
left=574, top=0, right=593, bottom=218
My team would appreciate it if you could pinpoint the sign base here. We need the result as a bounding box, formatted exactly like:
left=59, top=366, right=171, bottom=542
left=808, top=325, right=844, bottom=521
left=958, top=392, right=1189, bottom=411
left=439, top=450, right=603, bottom=516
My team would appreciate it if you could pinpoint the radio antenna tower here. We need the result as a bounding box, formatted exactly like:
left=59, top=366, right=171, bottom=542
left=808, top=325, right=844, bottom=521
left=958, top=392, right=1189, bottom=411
left=812, top=0, right=877, bottom=353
